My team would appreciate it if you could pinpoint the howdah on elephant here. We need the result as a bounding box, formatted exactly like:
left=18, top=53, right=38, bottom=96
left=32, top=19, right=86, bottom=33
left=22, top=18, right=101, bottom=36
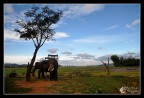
left=32, top=58, right=58, bottom=81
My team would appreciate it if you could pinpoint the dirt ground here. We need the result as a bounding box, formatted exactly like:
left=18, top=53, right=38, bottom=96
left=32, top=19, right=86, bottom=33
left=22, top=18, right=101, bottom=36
left=15, top=80, right=62, bottom=94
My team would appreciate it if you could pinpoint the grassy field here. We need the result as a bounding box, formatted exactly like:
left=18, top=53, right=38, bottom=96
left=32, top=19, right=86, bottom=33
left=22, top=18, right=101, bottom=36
left=4, top=66, right=140, bottom=95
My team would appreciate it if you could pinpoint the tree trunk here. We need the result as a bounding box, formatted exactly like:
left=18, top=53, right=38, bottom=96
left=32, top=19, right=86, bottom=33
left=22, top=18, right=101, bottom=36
left=26, top=47, right=39, bottom=81
left=107, top=57, right=110, bottom=77
left=101, top=58, right=111, bottom=78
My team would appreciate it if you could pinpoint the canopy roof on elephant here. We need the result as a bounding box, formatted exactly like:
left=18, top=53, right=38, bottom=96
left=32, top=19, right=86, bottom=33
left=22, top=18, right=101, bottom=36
left=45, top=54, right=58, bottom=60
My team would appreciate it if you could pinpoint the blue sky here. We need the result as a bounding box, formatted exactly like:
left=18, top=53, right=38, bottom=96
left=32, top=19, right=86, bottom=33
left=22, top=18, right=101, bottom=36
left=4, top=4, right=140, bottom=66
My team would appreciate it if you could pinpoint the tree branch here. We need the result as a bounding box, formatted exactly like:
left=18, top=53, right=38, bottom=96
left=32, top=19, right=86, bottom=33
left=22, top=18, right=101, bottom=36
left=101, top=60, right=106, bottom=66
left=40, top=34, right=49, bottom=47
left=35, top=36, right=39, bottom=45
left=32, top=37, right=37, bottom=47
left=40, top=38, right=47, bottom=47
left=38, top=30, right=43, bottom=47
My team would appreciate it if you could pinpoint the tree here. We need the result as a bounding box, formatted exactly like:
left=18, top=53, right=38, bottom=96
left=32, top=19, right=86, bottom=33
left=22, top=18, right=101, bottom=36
left=111, top=55, right=140, bottom=67
left=14, top=6, right=63, bottom=81
left=110, top=55, right=120, bottom=66
left=119, top=56, right=124, bottom=66
left=101, top=57, right=111, bottom=78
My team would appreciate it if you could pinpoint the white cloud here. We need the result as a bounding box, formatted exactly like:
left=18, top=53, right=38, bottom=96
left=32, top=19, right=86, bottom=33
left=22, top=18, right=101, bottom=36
left=76, top=53, right=95, bottom=59
left=71, top=4, right=104, bottom=16
left=61, top=51, right=72, bottom=55
left=48, top=48, right=58, bottom=54
left=97, top=52, right=140, bottom=62
left=58, top=53, right=99, bottom=66
left=4, top=54, right=99, bottom=66
left=58, top=55, right=98, bottom=66
left=121, top=52, right=140, bottom=59
left=4, top=55, right=44, bottom=64
left=4, top=55, right=32, bottom=64
left=4, top=29, right=69, bottom=42
left=4, top=29, right=20, bottom=41
left=4, top=10, right=26, bottom=26
left=106, top=25, right=118, bottom=30
left=4, top=29, right=30, bottom=43
left=43, top=4, right=104, bottom=28
left=59, top=55, right=74, bottom=61
left=4, top=4, right=104, bottom=36
left=132, top=19, right=140, bottom=26
left=49, top=4, right=104, bottom=18
left=63, top=4, right=105, bottom=18
left=73, top=35, right=122, bottom=44
left=4, top=14, right=17, bottom=25
left=50, top=19, right=67, bottom=29
left=97, top=54, right=113, bottom=61
left=126, top=19, right=140, bottom=28
left=59, top=59, right=98, bottom=66
left=4, top=4, right=14, bottom=14
left=54, top=32, right=69, bottom=39
left=4, top=52, right=140, bottom=66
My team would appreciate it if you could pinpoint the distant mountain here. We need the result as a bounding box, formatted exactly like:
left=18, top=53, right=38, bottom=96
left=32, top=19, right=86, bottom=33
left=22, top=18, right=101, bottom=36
left=4, top=63, right=27, bottom=68
left=4, top=63, right=18, bottom=66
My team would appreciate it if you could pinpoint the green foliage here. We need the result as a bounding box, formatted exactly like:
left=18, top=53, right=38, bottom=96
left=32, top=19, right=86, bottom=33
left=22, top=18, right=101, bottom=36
left=14, top=5, right=63, bottom=46
left=111, top=55, right=120, bottom=66
left=111, top=55, right=140, bottom=67
left=123, top=58, right=140, bottom=66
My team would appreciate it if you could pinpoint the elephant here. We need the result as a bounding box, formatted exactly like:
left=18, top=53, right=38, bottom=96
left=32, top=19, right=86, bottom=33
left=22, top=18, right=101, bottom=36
left=32, top=58, right=58, bottom=81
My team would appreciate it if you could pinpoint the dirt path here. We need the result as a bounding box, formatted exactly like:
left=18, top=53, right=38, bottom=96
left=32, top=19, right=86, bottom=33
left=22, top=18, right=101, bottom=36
left=15, top=80, right=62, bottom=94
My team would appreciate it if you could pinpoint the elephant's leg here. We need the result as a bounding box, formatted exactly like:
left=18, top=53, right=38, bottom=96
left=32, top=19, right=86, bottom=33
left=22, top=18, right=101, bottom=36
left=50, top=72, right=53, bottom=81
left=51, top=70, right=57, bottom=81
left=38, top=70, right=41, bottom=79
left=54, top=69, right=58, bottom=81
left=52, top=71, right=54, bottom=80
left=42, top=70, right=45, bottom=79
left=53, top=69, right=58, bottom=81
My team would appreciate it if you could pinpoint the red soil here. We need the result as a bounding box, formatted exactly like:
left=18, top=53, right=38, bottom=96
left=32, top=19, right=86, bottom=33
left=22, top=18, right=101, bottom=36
left=15, top=80, right=61, bottom=94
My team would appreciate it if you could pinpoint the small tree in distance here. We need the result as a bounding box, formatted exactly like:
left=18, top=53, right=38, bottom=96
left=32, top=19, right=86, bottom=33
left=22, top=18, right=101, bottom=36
left=101, top=57, right=111, bottom=78
left=111, top=55, right=120, bottom=66
left=14, top=5, right=63, bottom=81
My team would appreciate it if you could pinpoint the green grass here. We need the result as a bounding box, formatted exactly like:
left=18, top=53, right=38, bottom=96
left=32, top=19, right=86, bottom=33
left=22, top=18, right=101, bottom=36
left=47, top=76, right=139, bottom=94
left=48, top=66, right=140, bottom=94
left=4, top=66, right=140, bottom=94
left=4, top=68, right=27, bottom=77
